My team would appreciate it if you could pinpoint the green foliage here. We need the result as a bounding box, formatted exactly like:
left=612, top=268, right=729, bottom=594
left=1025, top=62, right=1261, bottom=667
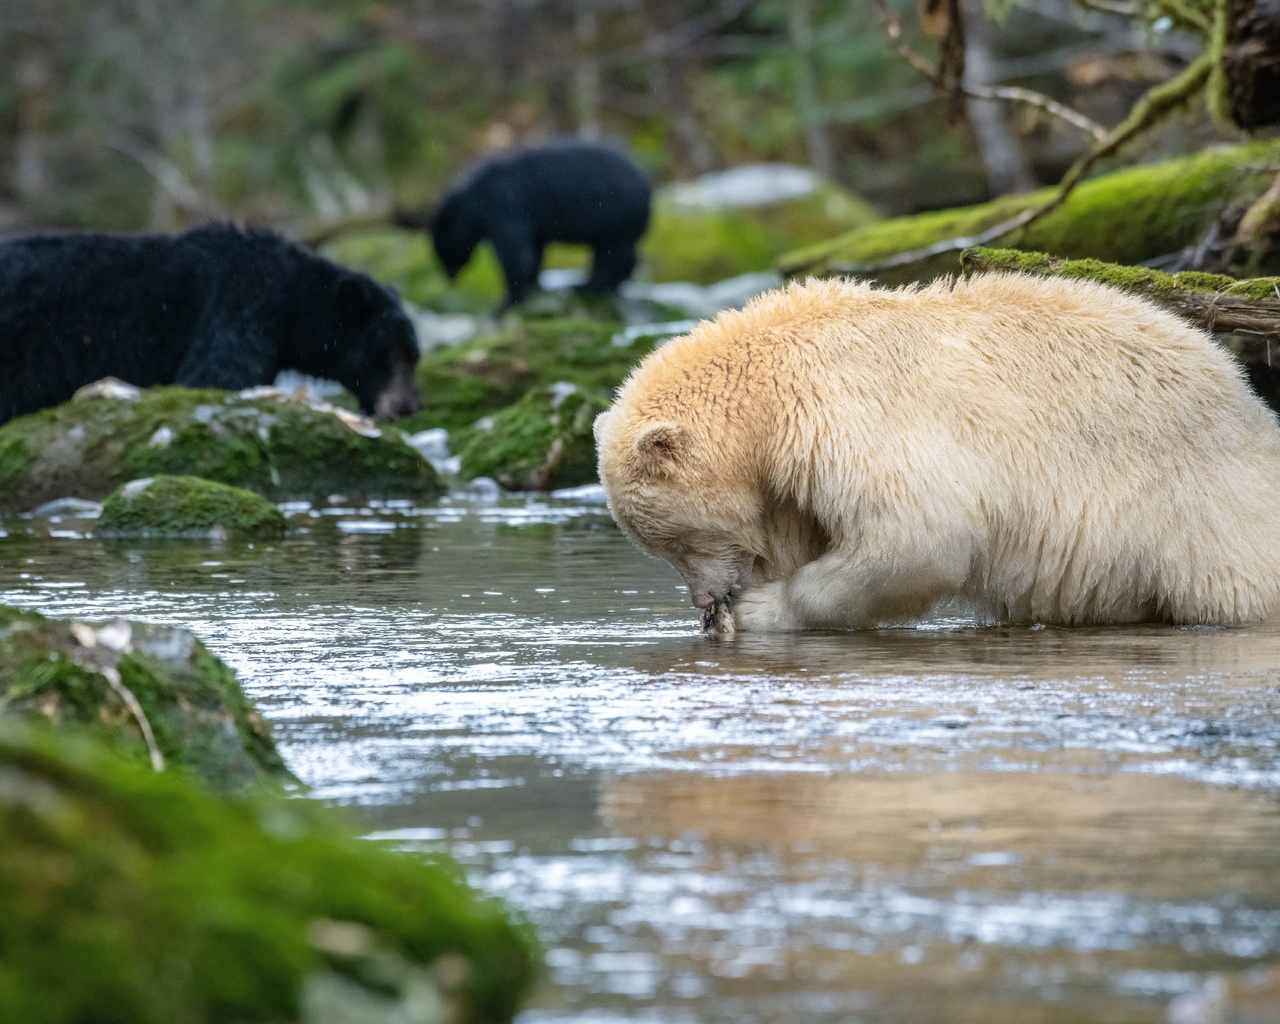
left=404, top=318, right=654, bottom=435
left=0, top=606, right=289, bottom=792
left=642, top=183, right=881, bottom=285
left=324, top=230, right=510, bottom=312
left=456, top=386, right=609, bottom=491
left=782, top=141, right=1280, bottom=282
left=0, top=723, right=537, bottom=1024
left=0, top=387, right=441, bottom=513
left=98, top=475, right=287, bottom=538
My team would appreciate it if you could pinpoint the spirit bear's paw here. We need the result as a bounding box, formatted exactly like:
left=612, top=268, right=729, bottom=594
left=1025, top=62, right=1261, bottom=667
left=700, top=598, right=737, bottom=635
left=732, top=581, right=797, bottom=632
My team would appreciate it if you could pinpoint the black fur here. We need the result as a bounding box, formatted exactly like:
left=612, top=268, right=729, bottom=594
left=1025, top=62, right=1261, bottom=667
left=430, top=141, right=651, bottom=308
left=0, top=223, right=422, bottom=424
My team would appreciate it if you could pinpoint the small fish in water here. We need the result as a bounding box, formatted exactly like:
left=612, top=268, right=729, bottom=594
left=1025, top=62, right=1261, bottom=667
left=701, top=594, right=736, bottom=635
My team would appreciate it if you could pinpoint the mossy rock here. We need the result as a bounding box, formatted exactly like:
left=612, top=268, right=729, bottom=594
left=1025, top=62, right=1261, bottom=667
left=402, top=318, right=653, bottom=435
left=0, top=604, right=289, bottom=793
left=0, top=386, right=442, bottom=514
left=98, top=475, right=287, bottom=539
left=456, top=385, right=609, bottom=491
left=645, top=176, right=881, bottom=285
left=0, top=723, right=537, bottom=1024
left=781, top=140, right=1280, bottom=283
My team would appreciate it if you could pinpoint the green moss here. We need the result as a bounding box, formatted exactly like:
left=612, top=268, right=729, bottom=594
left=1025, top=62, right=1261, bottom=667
left=0, top=387, right=442, bottom=513
left=322, top=229, right=502, bottom=312
left=403, top=318, right=652, bottom=435
left=0, top=723, right=537, bottom=1024
left=0, top=433, right=31, bottom=494
left=645, top=181, right=881, bottom=285
left=98, top=476, right=287, bottom=538
left=782, top=141, right=1280, bottom=283
left=0, top=605, right=290, bottom=792
left=962, top=246, right=1280, bottom=299
left=1222, top=276, right=1280, bottom=300
left=456, top=386, right=609, bottom=491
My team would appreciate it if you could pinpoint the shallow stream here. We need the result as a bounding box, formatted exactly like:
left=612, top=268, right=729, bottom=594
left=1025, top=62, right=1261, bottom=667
left=3, top=495, right=1278, bottom=1023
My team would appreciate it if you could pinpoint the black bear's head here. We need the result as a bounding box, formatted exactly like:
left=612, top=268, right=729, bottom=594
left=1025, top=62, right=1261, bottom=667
left=330, top=275, right=422, bottom=420
left=429, top=195, right=483, bottom=279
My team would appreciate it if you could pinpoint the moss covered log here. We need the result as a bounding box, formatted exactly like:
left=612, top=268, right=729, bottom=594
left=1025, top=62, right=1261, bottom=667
left=98, top=475, right=288, bottom=539
left=781, top=141, right=1280, bottom=283
left=0, top=723, right=537, bottom=1024
left=961, top=247, right=1280, bottom=335
left=0, top=605, right=289, bottom=793
left=456, top=385, right=609, bottom=491
left=0, top=386, right=441, bottom=514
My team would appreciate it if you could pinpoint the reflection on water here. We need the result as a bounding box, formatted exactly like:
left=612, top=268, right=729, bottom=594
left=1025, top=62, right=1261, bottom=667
left=2, top=496, right=1279, bottom=1023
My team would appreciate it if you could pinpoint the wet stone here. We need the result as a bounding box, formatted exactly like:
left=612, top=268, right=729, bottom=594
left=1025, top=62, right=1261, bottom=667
left=0, top=604, right=290, bottom=792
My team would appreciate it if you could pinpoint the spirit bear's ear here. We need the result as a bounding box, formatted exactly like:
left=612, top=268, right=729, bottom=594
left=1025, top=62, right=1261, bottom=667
left=592, top=409, right=611, bottom=442
left=634, top=421, right=690, bottom=471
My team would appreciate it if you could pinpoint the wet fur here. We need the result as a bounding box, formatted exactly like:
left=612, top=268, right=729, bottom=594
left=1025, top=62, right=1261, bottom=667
left=430, top=141, right=651, bottom=309
left=0, top=223, right=421, bottom=423
left=596, top=274, right=1280, bottom=630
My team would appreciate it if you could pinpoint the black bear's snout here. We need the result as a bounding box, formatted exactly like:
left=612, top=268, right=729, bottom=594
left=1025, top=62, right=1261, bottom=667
left=374, top=385, right=422, bottom=421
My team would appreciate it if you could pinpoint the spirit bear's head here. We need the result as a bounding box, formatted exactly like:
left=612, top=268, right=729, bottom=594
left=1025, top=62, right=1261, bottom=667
left=595, top=405, right=772, bottom=611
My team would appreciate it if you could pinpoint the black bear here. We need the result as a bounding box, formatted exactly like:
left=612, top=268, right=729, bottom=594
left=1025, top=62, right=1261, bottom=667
left=426, top=141, right=651, bottom=309
left=0, top=223, right=422, bottom=425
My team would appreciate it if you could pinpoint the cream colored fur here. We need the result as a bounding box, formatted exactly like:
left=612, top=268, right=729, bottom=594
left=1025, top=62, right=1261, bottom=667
left=594, top=273, right=1280, bottom=630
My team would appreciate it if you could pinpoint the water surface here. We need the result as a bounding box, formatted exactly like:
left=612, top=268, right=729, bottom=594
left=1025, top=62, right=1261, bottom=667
left=3, top=497, right=1278, bottom=1023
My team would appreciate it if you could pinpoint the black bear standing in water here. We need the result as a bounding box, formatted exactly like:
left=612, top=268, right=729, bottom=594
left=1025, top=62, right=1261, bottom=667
left=426, top=142, right=651, bottom=309
left=0, top=224, right=422, bottom=425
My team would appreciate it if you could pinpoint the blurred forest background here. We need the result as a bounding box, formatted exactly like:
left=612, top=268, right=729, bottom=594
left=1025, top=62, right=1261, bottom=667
left=0, top=0, right=1249, bottom=237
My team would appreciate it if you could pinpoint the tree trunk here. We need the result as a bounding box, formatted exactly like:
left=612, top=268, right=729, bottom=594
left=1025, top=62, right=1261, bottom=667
left=14, top=46, right=51, bottom=195
left=575, top=4, right=602, bottom=139
left=964, top=10, right=1036, bottom=195
left=642, top=0, right=715, bottom=176
left=788, top=0, right=835, bottom=178
left=1219, top=0, right=1280, bottom=129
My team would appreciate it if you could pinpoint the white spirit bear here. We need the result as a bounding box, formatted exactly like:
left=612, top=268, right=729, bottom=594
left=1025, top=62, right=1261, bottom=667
left=595, top=274, right=1280, bottom=631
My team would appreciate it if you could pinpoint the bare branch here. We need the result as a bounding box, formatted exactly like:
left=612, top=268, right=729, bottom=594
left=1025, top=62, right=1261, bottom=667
left=102, top=665, right=166, bottom=773
left=105, top=132, right=219, bottom=217
left=1073, top=0, right=1143, bottom=17
left=303, top=208, right=401, bottom=248
left=878, top=0, right=1106, bottom=140
left=832, top=49, right=1214, bottom=275
left=973, top=82, right=1107, bottom=140
left=1152, top=0, right=1212, bottom=33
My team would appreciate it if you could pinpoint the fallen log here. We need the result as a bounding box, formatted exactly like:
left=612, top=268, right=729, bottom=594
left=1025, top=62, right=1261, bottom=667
left=960, top=246, right=1280, bottom=339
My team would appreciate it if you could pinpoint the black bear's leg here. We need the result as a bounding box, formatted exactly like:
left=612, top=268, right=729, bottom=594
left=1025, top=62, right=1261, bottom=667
left=490, top=223, right=542, bottom=310
left=583, top=240, right=639, bottom=294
